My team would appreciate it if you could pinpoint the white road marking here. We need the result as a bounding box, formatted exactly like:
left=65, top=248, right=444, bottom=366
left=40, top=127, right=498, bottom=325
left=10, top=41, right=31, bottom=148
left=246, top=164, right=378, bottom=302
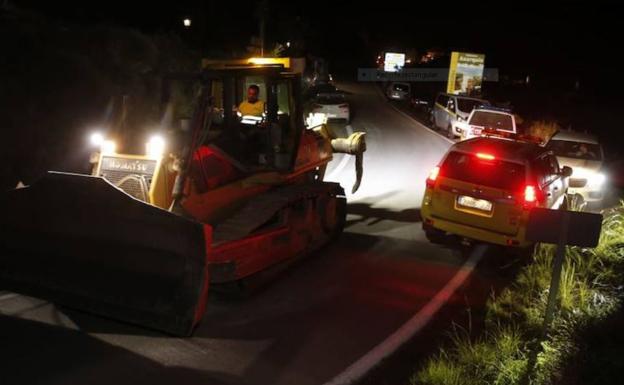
left=374, top=86, right=455, bottom=144
left=323, top=244, right=487, bottom=385
left=325, top=124, right=354, bottom=180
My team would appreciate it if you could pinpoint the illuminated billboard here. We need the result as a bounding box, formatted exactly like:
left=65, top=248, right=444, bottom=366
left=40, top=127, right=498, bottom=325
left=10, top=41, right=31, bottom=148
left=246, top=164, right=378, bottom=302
left=384, top=52, right=405, bottom=72
left=447, top=52, right=485, bottom=96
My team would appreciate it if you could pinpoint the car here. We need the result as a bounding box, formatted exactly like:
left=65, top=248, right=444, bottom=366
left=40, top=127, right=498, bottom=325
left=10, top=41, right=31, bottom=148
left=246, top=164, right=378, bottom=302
left=421, top=136, right=572, bottom=248
left=311, top=92, right=350, bottom=123
left=386, top=82, right=411, bottom=101
left=546, top=131, right=605, bottom=210
left=430, top=93, right=489, bottom=138
left=456, top=106, right=517, bottom=141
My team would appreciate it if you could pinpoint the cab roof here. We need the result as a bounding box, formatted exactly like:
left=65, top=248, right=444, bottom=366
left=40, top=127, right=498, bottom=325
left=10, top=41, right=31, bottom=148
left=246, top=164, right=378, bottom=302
left=451, top=137, right=547, bottom=162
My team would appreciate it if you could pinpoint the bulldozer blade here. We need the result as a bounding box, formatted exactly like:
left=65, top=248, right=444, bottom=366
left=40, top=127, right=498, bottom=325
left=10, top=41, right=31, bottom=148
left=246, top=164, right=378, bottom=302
left=0, top=172, right=210, bottom=336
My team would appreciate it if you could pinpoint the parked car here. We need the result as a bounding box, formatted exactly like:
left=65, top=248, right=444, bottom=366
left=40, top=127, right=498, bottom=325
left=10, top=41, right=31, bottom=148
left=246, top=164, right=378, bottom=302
left=456, top=106, right=517, bottom=141
left=386, top=82, right=411, bottom=101
left=546, top=131, right=605, bottom=210
left=422, top=136, right=572, bottom=247
left=311, top=92, right=350, bottom=123
left=430, top=93, right=489, bottom=138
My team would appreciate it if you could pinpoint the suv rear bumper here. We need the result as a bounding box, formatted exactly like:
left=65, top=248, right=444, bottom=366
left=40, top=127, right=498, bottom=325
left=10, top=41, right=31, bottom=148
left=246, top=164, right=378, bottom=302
left=422, top=213, right=533, bottom=248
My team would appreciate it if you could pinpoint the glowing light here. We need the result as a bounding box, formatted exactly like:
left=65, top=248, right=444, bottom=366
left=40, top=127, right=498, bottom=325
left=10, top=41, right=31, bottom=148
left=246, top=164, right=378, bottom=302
left=524, top=185, right=537, bottom=203
left=426, top=166, right=440, bottom=187
left=101, top=140, right=116, bottom=155
left=183, top=18, right=191, bottom=27
left=90, top=132, right=104, bottom=146
left=146, top=135, right=166, bottom=158
left=247, top=57, right=291, bottom=68
left=588, top=173, right=606, bottom=187
left=476, top=152, right=495, bottom=160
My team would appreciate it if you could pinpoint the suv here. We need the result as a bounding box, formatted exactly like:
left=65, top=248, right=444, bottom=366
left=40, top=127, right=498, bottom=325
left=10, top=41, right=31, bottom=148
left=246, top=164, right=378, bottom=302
left=431, top=93, right=489, bottom=138
left=546, top=131, right=605, bottom=210
left=456, top=106, right=517, bottom=141
left=421, top=136, right=572, bottom=248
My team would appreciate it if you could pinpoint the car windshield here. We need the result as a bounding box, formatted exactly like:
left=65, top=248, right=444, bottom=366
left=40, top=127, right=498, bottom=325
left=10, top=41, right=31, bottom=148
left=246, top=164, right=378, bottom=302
left=441, top=151, right=526, bottom=191
left=469, top=111, right=514, bottom=131
left=457, top=99, right=484, bottom=113
left=393, top=83, right=409, bottom=92
left=547, top=140, right=603, bottom=161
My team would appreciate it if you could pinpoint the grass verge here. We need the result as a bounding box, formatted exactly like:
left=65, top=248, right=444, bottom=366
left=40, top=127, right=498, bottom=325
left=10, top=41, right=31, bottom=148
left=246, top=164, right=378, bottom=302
left=411, top=202, right=624, bottom=385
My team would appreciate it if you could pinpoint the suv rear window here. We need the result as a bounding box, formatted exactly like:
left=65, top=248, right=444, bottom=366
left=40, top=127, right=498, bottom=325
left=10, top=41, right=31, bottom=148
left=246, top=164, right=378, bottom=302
left=316, top=93, right=346, bottom=105
left=469, top=111, right=514, bottom=131
left=441, top=151, right=526, bottom=191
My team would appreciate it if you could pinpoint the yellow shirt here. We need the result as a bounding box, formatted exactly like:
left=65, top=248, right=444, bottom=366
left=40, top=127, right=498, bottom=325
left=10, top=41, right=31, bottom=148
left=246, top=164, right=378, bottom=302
left=238, top=100, right=265, bottom=117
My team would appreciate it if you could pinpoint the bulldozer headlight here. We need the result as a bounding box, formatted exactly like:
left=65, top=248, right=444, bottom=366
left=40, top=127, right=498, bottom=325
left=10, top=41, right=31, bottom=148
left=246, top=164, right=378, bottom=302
left=90, top=132, right=104, bottom=146
left=146, top=135, right=166, bottom=158
left=101, top=140, right=117, bottom=155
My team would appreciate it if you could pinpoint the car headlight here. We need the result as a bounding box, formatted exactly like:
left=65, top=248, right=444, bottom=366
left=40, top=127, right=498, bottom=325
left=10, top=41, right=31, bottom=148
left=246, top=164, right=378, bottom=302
left=146, top=135, right=166, bottom=158
left=587, top=173, right=606, bottom=188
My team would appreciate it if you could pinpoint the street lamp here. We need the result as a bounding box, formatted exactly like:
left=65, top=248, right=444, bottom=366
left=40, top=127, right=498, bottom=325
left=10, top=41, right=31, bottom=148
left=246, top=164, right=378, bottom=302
left=183, top=18, right=191, bottom=28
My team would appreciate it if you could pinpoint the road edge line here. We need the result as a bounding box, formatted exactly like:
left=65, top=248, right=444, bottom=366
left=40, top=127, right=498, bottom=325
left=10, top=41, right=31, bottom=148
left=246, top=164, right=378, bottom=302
left=323, top=244, right=487, bottom=385
left=374, top=85, right=454, bottom=144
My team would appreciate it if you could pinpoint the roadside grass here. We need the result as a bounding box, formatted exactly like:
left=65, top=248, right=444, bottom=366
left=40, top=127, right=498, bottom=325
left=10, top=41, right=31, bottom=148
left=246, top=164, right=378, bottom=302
left=411, top=202, right=624, bottom=385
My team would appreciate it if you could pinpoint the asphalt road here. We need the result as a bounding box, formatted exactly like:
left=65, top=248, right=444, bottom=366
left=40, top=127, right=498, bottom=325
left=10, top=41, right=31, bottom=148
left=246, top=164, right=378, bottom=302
left=1, top=82, right=471, bottom=385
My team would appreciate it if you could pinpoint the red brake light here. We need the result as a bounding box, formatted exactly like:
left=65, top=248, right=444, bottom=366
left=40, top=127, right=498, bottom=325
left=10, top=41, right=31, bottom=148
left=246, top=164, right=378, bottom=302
left=426, top=166, right=440, bottom=187
left=524, top=185, right=537, bottom=204
left=476, top=152, right=495, bottom=160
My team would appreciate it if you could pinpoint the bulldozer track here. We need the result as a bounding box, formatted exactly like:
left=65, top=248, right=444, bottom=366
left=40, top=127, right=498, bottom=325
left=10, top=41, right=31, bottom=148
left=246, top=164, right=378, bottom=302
left=213, top=181, right=345, bottom=244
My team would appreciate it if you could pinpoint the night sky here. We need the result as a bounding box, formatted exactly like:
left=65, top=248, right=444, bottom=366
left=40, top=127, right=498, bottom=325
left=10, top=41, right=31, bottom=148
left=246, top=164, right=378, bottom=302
left=8, top=1, right=622, bottom=99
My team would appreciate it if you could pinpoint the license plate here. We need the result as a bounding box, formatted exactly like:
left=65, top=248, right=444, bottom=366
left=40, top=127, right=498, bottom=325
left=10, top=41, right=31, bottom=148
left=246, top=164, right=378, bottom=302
left=472, top=128, right=482, bottom=135
left=457, top=195, right=492, bottom=212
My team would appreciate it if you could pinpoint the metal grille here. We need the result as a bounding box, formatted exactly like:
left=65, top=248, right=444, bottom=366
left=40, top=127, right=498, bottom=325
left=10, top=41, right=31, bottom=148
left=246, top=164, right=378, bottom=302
left=99, top=157, right=158, bottom=201
left=570, top=178, right=587, bottom=188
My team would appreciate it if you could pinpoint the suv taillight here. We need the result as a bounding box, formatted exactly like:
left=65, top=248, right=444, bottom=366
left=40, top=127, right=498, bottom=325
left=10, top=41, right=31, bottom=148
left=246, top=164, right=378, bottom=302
left=426, top=166, right=440, bottom=188
left=523, top=185, right=537, bottom=206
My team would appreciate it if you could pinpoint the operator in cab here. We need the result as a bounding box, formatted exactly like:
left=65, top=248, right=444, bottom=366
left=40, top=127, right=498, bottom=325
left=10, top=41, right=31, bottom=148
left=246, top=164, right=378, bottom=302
left=238, top=84, right=265, bottom=117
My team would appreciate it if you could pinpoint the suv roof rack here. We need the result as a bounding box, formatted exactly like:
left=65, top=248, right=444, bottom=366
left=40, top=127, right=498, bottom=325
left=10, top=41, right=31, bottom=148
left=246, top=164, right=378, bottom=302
left=481, top=128, right=543, bottom=145
left=476, top=105, right=512, bottom=113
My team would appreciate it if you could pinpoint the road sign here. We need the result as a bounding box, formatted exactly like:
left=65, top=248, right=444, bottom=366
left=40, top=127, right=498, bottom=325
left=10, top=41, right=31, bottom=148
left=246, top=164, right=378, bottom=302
left=526, top=208, right=603, bottom=337
left=526, top=208, right=602, bottom=247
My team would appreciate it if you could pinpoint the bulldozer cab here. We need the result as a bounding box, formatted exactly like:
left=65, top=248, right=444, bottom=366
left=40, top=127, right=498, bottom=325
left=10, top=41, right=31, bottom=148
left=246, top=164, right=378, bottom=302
left=168, top=65, right=304, bottom=173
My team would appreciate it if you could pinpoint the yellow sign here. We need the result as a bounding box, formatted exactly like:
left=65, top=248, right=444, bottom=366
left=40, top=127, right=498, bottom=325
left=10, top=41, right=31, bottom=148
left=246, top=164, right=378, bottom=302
left=447, top=52, right=485, bottom=95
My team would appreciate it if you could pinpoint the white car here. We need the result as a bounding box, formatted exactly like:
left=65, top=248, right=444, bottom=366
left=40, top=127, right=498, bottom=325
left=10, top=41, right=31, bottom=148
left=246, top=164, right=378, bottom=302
left=431, top=93, right=489, bottom=138
left=312, top=92, right=350, bottom=123
left=456, top=107, right=517, bottom=141
left=546, top=131, right=605, bottom=210
left=386, top=82, right=410, bottom=101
